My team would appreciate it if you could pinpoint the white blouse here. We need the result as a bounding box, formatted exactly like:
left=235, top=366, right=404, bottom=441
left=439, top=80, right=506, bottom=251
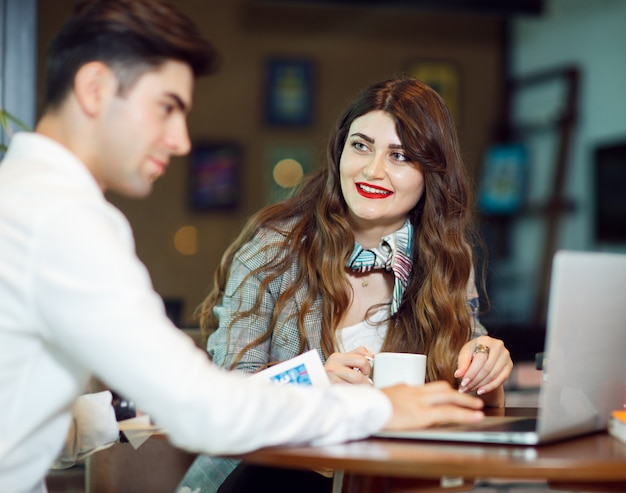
left=336, top=308, right=390, bottom=354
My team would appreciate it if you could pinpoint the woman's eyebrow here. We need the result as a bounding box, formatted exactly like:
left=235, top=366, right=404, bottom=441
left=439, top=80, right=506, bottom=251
left=349, top=132, right=374, bottom=143
left=349, top=132, right=404, bottom=149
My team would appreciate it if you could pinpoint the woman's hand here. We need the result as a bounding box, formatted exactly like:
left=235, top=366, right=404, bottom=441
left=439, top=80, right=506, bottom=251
left=454, top=336, right=513, bottom=406
left=324, top=346, right=374, bottom=385
left=381, top=381, right=484, bottom=431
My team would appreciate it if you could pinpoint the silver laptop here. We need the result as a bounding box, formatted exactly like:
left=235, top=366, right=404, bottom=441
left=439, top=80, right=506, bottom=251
left=376, top=250, right=626, bottom=445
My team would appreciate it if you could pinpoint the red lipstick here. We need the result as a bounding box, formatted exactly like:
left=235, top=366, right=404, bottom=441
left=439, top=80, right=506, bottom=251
left=355, top=182, right=392, bottom=199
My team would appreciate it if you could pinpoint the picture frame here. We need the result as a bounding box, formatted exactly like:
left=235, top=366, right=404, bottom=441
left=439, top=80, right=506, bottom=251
left=406, top=60, right=461, bottom=124
left=188, top=142, right=241, bottom=210
left=477, top=143, right=529, bottom=215
left=594, top=140, right=626, bottom=244
left=264, top=57, right=314, bottom=127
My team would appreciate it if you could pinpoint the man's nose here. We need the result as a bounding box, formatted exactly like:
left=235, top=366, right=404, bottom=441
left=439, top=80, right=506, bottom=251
left=167, top=118, right=191, bottom=156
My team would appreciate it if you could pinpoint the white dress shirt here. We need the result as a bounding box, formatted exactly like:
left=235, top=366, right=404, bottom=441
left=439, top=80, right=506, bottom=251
left=0, top=133, right=392, bottom=493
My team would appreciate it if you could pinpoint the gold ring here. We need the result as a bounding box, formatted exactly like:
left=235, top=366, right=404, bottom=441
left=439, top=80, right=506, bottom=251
left=473, top=343, right=490, bottom=356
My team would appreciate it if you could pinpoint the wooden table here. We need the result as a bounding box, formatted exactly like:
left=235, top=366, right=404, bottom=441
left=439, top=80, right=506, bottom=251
left=235, top=408, right=626, bottom=492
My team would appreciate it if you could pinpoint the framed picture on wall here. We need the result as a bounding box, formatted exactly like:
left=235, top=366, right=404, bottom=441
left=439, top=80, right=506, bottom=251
left=264, top=57, right=314, bottom=127
left=188, top=141, right=241, bottom=210
left=594, top=140, right=626, bottom=244
left=478, top=143, right=529, bottom=215
left=406, top=60, right=461, bottom=124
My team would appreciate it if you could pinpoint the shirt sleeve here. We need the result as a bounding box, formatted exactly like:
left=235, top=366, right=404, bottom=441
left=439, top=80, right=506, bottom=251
left=208, top=253, right=275, bottom=372
left=208, top=230, right=306, bottom=373
left=32, top=202, right=392, bottom=455
left=467, top=266, right=487, bottom=338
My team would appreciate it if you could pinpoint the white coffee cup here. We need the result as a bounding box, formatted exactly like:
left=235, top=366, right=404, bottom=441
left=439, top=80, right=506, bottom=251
left=373, top=352, right=427, bottom=388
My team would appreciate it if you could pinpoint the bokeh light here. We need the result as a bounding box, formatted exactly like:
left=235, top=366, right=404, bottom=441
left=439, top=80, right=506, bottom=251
left=174, top=225, right=198, bottom=256
left=273, top=158, right=304, bottom=188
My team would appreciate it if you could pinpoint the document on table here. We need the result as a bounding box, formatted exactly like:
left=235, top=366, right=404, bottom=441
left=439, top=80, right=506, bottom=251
left=251, top=349, right=330, bottom=387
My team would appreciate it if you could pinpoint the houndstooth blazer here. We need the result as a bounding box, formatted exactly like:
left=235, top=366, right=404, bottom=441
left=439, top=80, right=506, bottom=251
left=207, top=225, right=486, bottom=374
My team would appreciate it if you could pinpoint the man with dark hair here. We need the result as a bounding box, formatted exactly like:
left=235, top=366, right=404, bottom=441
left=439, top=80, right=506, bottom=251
left=0, top=2, right=484, bottom=492
left=44, top=0, right=217, bottom=110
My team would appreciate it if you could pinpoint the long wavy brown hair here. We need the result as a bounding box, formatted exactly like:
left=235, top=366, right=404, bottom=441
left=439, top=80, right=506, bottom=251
left=198, top=76, right=481, bottom=385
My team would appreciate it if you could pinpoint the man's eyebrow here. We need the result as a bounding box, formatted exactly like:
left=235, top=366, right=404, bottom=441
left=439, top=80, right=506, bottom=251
left=166, top=92, right=189, bottom=112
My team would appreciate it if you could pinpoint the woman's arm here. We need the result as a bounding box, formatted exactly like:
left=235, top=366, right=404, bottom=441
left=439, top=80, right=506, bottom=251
left=207, top=256, right=275, bottom=373
left=207, top=232, right=307, bottom=373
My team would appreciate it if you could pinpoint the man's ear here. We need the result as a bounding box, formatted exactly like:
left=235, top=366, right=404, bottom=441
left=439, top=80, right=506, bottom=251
left=73, top=61, right=116, bottom=117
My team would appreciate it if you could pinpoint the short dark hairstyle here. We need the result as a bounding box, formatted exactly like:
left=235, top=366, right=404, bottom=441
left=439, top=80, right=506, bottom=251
left=44, top=0, right=219, bottom=109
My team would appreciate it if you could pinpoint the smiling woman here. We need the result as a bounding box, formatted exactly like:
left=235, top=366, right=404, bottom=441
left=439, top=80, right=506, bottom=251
left=177, top=76, right=513, bottom=493
left=339, top=110, right=425, bottom=241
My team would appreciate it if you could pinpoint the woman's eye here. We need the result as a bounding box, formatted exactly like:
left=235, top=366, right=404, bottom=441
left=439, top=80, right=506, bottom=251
left=351, top=141, right=369, bottom=152
left=392, top=151, right=408, bottom=162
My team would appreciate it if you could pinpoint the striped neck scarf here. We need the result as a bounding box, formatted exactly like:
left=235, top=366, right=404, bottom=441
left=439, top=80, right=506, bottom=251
left=346, top=220, right=413, bottom=315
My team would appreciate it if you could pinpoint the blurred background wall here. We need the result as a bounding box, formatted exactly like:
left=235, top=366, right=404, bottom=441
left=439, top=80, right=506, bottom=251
left=489, top=0, right=626, bottom=328
left=34, top=0, right=507, bottom=326
left=5, top=0, right=625, bottom=361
